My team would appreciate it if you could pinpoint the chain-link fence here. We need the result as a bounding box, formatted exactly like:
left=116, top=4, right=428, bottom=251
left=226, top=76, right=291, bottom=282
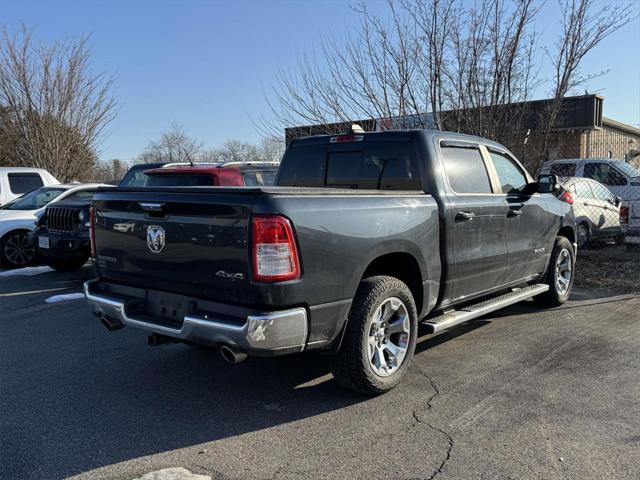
left=538, top=156, right=640, bottom=295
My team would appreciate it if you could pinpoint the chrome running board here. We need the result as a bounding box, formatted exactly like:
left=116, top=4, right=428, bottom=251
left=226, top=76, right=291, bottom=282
left=422, top=284, right=549, bottom=334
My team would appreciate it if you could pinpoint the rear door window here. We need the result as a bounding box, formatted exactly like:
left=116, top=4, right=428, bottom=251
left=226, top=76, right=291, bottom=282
left=573, top=181, right=595, bottom=199
left=550, top=163, right=577, bottom=176
left=584, top=163, right=627, bottom=186
left=8, top=173, right=44, bottom=194
left=441, top=145, right=492, bottom=194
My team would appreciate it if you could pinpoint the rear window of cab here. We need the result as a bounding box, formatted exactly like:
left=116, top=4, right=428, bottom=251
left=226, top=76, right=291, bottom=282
left=277, top=141, right=421, bottom=190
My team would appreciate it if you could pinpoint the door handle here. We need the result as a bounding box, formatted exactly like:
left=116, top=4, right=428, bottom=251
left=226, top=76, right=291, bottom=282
left=455, top=211, right=475, bottom=221
left=507, top=209, right=522, bottom=217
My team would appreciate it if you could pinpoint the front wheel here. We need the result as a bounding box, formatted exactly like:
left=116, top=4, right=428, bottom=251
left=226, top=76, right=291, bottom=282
left=534, top=236, right=575, bottom=307
left=329, top=275, right=418, bottom=395
left=1, top=231, right=36, bottom=268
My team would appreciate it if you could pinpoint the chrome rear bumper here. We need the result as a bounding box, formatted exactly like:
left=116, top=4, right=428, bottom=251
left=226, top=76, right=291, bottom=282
left=84, top=279, right=308, bottom=355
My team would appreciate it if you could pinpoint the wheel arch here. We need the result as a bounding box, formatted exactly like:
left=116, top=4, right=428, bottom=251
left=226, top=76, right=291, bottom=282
left=558, top=225, right=576, bottom=245
left=360, top=252, right=424, bottom=318
left=329, top=251, right=426, bottom=354
left=1, top=227, right=33, bottom=243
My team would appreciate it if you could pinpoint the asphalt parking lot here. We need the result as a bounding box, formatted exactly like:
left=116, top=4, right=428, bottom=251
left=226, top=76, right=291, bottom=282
left=1, top=265, right=639, bottom=480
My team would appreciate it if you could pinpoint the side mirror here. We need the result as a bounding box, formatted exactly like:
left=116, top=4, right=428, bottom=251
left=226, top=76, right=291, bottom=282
left=536, top=174, right=560, bottom=194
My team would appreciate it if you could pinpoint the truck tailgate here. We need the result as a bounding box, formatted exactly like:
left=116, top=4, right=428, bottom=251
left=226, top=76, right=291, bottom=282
left=92, top=188, right=255, bottom=303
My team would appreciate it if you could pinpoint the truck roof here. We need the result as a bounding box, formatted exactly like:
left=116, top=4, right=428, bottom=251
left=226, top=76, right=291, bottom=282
left=289, top=128, right=511, bottom=152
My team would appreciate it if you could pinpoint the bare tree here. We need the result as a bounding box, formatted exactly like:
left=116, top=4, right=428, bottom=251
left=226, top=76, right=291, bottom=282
left=137, top=123, right=203, bottom=164
left=262, top=0, right=633, bottom=170
left=0, top=26, right=116, bottom=181
left=91, top=158, right=128, bottom=184
left=537, top=0, right=635, bottom=169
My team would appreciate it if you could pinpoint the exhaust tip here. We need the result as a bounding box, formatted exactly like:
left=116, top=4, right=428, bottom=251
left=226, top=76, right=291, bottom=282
left=99, top=314, right=123, bottom=331
left=220, top=345, right=248, bottom=364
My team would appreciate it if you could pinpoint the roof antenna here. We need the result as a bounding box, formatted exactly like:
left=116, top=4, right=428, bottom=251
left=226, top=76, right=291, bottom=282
left=183, top=147, right=195, bottom=167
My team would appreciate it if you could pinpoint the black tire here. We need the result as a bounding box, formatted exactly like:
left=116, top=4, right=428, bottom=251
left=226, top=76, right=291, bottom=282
left=576, top=222, right=590, bottom=249
left=534, top=236, right=575, bottom=307
left=45, top=255, right=89, bottom=272
left=328, top=275, right=418, bottom=396
left=0, top=230, right=36, bottom=268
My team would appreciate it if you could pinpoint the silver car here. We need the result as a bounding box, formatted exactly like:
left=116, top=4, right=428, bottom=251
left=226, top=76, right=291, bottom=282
left=560, top=177, right=621, bottom=247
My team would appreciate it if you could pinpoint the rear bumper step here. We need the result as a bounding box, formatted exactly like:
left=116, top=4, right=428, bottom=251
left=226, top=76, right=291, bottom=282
left=83, top=279, right=308, bottom=355
left=422, top=284, right=549, bottom=334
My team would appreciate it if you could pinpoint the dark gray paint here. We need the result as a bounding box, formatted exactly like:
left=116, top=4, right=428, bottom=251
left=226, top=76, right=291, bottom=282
left=90, top=130, right=575, bottom=352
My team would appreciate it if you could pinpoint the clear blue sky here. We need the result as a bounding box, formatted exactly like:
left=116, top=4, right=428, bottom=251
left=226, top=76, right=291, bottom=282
left=2, top=0, right=639, bottom=161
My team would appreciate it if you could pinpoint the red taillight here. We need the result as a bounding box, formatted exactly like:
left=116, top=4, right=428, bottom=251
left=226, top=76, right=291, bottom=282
left=620, top=205, right=629, bottom=224
left=559, top=191, right=574, bottom=205
left=252, top=215, right=300, bottom=282
left=89, top=206, right=96, bottom=258
left=329, top=134, right=363, bottom=143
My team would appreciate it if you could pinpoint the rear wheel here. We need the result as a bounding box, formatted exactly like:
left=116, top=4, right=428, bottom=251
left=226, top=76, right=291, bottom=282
left=45, top=255, right=89, bottom=272
left=534, top=236, right=575, bottom=307
left=577, top=222, right=590, bottom=248
left=1, top=230, right=35, bottom=268
left=329, top=275, right=418, bottom=395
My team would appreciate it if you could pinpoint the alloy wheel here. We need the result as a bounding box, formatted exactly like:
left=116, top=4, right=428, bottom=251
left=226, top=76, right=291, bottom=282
left=367, top=297, right=410, bottom=377
left=4, top=232, right=35, bottom=267
left=555, top=248, right=572, bottom=295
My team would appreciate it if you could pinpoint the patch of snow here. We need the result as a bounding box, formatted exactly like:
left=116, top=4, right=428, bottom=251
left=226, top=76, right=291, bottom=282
left=45, top=292, right=85, bottom=303
left=0, top=266, right=54, bottom=278
left=133, top=468, right=211, bottom=480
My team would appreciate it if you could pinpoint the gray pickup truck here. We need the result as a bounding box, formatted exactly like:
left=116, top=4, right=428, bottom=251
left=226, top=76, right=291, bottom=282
left=85, top=129, right=576, bottom=394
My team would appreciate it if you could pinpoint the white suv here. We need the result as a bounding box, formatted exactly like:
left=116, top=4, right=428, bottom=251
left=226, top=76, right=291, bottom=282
left=540, top=158, right=640, bottom=201
left=0, top=167, right=59, bottom=206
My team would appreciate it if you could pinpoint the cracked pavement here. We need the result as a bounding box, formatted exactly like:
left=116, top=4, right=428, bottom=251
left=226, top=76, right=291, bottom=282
left=1, top=267, right=639, bottom=479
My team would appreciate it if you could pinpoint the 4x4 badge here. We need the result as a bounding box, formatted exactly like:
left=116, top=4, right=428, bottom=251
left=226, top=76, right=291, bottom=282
left=147, top=225, right=166, bottom=253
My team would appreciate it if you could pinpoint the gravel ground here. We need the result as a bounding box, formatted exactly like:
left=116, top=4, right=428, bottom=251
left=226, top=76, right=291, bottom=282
left=574, top=245, right=640, bottom=294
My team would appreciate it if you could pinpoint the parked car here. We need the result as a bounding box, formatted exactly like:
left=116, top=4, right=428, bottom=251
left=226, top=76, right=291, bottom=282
left=141, top=162, right=279, bottom=187
left=540, top=158, right=640, bottom=200
left=559, top=177, right=621, bottom=247
left=85, top=129, right=576, bottom=395
left=118, top=162, right=168, bottom=187
left=32, top=184, right=114, bottom=272
left=0, top=184, right=101, bottom=268
left=620, top=200, right=640, bottom=251
left=0, top=167, right=59, bottom=206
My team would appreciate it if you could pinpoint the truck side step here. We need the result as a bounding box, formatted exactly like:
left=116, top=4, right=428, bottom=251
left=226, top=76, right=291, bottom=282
left=422, top=284, right=549, bottom=334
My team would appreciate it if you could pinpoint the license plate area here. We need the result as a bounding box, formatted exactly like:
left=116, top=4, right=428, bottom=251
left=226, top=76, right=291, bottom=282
left=38, top=236, right=50, bottom=249
left=145, top=291, right=194, bottom=324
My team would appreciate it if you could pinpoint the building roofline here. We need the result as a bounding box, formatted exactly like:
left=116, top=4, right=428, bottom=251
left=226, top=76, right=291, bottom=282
left=602, top=117, right=640, bottom=137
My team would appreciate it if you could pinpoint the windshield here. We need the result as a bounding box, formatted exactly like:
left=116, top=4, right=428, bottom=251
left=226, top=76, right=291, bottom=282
left=1, top=187, right=67, bottom=210
left=616, top=161, right=640, bottom=178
